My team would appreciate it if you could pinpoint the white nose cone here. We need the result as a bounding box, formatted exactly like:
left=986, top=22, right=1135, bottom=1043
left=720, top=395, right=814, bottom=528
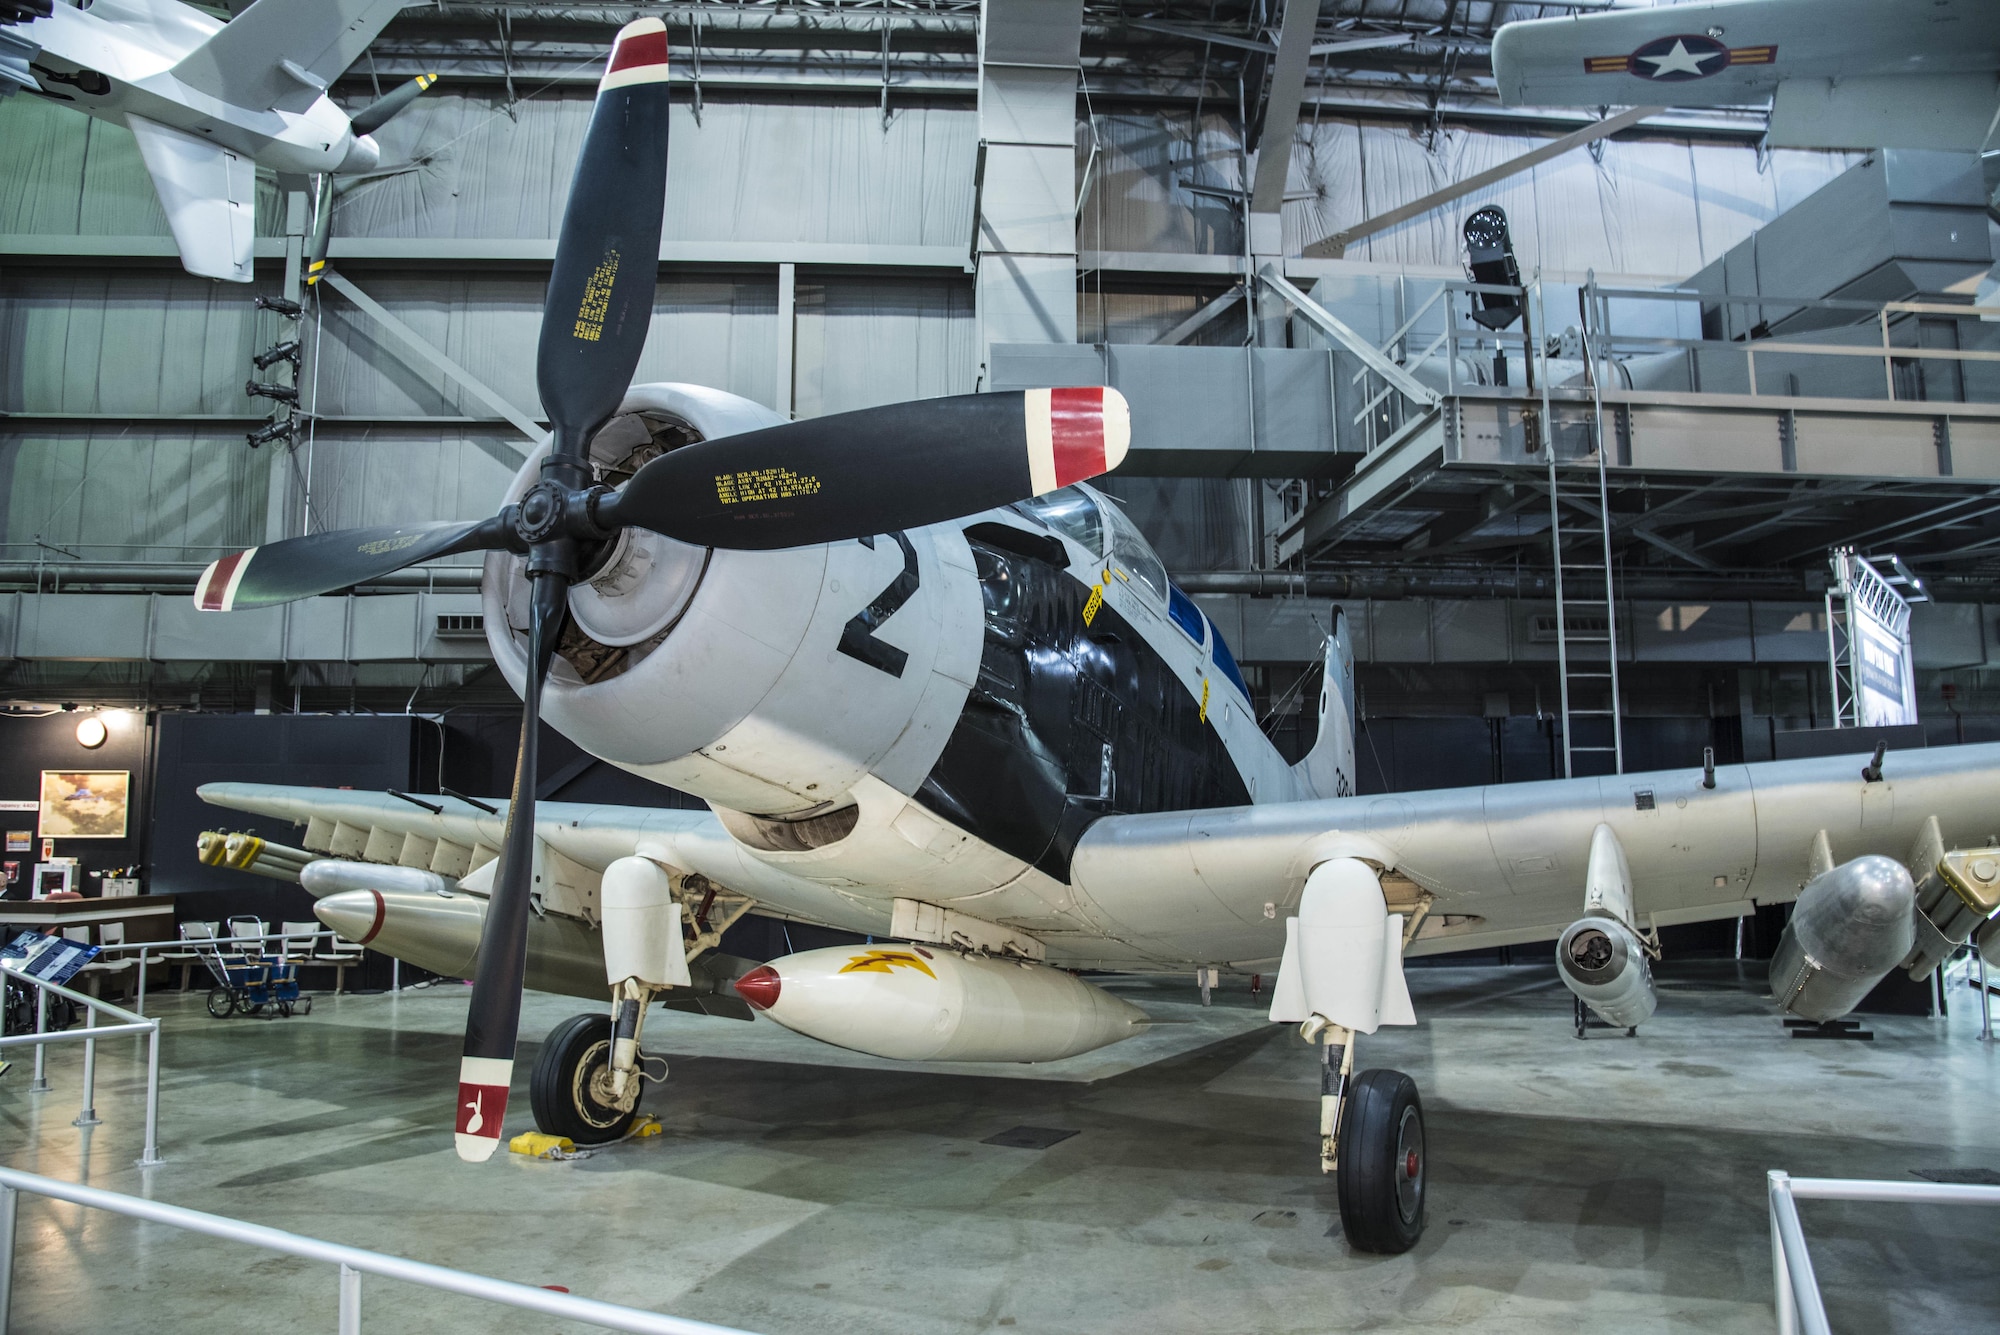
left=734, top=945, right=1148, bottom=1063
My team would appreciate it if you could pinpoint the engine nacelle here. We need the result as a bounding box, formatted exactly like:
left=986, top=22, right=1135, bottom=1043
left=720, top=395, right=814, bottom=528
left=1770, top=854, right=1916, bottom=1023
left=732, top=944, right=1149, bottom=1062
left=1556, top=914, right=1657, bottom=1029
left=483, top=384, right=981, bottom=821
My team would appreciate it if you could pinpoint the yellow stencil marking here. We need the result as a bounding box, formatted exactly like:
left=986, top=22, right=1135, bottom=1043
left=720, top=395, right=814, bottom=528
left=715, top=467, right=821, bottom=505
left=573, top=249, right=619, bottom=341
left=1199, top=677, right=1210, bottom=724
left=357, top=533, right=423, bottom=556
left=838, top=949, right=937, bottom=980
left=1082, top=584, right=1104, bottom=626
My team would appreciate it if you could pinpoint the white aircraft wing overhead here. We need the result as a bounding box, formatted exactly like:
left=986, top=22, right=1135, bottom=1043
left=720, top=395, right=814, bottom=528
left=1492, top=0, right=2000, bottom=149
left=168, top=0, right=413, bottom=114
left=126, top=115, right=254, bottom=283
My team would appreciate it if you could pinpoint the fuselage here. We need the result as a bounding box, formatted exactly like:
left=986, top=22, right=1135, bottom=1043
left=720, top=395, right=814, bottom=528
left=23, top=0, right=380, bottom=174
left=483, top=387, right=1309, bottom=960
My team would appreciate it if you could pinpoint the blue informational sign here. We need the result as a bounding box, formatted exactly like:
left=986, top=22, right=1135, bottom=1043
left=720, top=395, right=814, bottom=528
left=1, top=930, right=100, bottom=986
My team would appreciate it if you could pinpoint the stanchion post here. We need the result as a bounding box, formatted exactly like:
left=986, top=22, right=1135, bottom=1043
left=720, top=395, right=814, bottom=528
left=0, top=1180, right=16, bottom=1333
left=135, top=947, right=148, bottom=1019
left=72, top=1003, right=99, bottom=1128
left=1771, top=1174, right=1796, bottom=1335
left=136, top=1022, right=163, bottom=1168
left=28, top=991, right=47, bottom=1094
left=339, top=1262, right=361, bottom=1334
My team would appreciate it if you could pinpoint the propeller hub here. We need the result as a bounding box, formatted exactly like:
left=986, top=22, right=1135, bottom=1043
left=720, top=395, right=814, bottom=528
left=515, top=480, right=617, bottom=549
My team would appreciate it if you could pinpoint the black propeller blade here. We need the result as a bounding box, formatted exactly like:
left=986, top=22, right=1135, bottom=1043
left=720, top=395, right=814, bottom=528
left=193, top=518, right=512, bottom=611
left=349, top=71, right=438, bottom=138
left=453, top=15, right=672, bottom=1164
left=604, top=387, right=1129, bottom=550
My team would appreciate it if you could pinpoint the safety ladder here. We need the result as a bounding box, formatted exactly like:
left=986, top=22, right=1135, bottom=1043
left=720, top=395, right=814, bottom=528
left=1538, top=277, right=1623, bottom=779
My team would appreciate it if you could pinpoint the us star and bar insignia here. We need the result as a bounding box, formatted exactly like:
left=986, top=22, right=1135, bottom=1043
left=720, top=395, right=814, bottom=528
left=1585, top=34, right=1776, bottom=81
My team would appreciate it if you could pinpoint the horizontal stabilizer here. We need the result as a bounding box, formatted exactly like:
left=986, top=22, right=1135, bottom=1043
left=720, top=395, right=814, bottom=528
left=126, top=115, right=253, bottom=283
left=0, top=29, right=39, bottom=98
left=170, top=0, right=410, bottom=114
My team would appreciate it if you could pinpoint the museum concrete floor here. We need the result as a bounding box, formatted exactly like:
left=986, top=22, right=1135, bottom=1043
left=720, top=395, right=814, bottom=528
left=4, top=961, right=1996, bottom=1333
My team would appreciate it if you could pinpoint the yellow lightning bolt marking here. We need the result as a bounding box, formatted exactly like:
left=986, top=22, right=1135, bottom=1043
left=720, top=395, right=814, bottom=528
left=1199, top=677, right=1210, bottom=724
left=838, top=949, right=937, bottom=979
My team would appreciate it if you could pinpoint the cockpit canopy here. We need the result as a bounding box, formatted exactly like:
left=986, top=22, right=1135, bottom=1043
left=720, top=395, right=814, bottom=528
left=1015, top=486, right=1250, bottom=702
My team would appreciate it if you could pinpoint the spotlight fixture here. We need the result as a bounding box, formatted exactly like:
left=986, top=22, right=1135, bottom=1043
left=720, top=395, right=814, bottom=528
left=246, top=418, right=297, bottom=449
left=245, top=378, right=299, bottom=404
left=75, top=715, right=106, bottom=749
left=253, top=340, right=302, bottom=370
left=255, top=295, right=303, bottom=318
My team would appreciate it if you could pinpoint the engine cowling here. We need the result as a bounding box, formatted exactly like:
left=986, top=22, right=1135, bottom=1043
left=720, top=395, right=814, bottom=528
left=483, top=383, right=982, bottom=821
left=1771, top=854, right=1916, bottom=1023
left=732, top=944, right=1149, bottom=1062
left=1555, top=914, right=1657, bottom=1029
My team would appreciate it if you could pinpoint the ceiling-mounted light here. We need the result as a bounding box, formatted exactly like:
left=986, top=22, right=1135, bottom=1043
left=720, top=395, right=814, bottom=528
left=75, top=716, right=107, bottom=749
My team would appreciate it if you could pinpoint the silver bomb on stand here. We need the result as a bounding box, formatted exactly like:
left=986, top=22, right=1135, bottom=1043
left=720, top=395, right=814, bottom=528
left=1771, top=855, right=1917, bottom=1022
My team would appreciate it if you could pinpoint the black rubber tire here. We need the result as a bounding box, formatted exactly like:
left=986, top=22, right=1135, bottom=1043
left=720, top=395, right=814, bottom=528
left=1336, top=1069, right=1427, bottom=1255
left=205, top=987, right=235, bottom=1019
left=530, top=1013, right=640, bottom=1145
left=297, top=995, right=313, bottom=1016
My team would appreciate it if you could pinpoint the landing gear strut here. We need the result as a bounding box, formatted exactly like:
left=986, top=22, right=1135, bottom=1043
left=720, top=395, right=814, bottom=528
left=1307, top=1020, right=1427, bottom=1254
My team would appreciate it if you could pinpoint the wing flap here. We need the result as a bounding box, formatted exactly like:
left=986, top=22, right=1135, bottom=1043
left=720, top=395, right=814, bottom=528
left=125, top=114, right=253, bottom=283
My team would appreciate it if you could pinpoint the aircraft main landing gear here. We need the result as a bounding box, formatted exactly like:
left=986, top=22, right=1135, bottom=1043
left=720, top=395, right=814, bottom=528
left=530, top=1013, right=643, bottom=1144
left=1308, top=1020, right=1427, bottom=1254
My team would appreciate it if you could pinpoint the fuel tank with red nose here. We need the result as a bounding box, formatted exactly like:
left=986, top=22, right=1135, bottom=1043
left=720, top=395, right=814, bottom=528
left=483, top=384, right=984, bottom=818
left=732, top=943, right=1150, bottom=1062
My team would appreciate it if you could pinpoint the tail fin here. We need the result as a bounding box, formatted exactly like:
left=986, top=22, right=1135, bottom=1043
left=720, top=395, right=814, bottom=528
left=1291, top=606, right=1356, bottom=800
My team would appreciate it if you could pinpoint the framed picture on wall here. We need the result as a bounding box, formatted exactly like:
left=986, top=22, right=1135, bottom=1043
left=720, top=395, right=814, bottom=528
left=38, top=771, right=130, bottom=840
left=3, top=831, right=27, bottom=853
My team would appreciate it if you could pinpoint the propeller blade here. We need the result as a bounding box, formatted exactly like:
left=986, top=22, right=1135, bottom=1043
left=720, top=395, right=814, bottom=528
left=192, top=518, right=511, bottom=612
left=602, top=386, right=1131, bottom=549
left=455, top=574, right=565, bottom=1162
left=305, top=174, right=334, bottom=288
left=348, top=71, right=438, bottom=137
left=537, top=17, right=671, bottom=463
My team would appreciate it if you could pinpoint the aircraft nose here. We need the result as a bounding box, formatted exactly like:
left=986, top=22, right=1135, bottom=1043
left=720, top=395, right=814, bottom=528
left=314, top=888, right=384, bottom=944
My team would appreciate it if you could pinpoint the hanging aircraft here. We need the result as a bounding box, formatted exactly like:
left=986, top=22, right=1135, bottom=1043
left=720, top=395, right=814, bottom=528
left=1491, top=0, right=2000, bottom=151
left=0, top=0, right=435, bottom=282
left=188, top=18, right=2000, bottom=1256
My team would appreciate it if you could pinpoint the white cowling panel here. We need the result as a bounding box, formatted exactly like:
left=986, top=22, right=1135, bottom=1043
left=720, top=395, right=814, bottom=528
left=1267, top=857, right=1414, bottom=1034
left=600, top=855, right=691, bottom=989
left=1582, top=822, right=1637, bottom=927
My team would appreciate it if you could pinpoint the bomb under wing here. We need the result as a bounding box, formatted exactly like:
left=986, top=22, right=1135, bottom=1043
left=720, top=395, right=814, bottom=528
left=732, top=945, right=1150, bottom=1063
left=1770, top=855, right=1917, bottom=1023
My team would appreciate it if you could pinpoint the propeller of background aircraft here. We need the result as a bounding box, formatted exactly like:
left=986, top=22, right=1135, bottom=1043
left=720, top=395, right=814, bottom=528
left=306, top=72, right=439, bottom=287
left=194, top=17, right=1129, bottom=1162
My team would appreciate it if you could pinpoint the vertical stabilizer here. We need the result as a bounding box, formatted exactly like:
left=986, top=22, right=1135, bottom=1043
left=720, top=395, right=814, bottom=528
left=1292, top=606, right=1356, bottom=800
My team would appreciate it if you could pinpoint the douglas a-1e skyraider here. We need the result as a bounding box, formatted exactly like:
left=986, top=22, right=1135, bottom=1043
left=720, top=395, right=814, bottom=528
left=194, top=18, right=2000, bottom=1255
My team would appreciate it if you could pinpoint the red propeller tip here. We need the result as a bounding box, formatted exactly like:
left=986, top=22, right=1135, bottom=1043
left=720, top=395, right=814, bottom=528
left=1027, top=386, right=1130, bottom=495
left=603, top=17, right=670, bottom=91
left=193, top=548, right=255, bottom=612
left=734, top=965, right=782, bottom=1011
left=453, top=1055, right=513, bottom=1161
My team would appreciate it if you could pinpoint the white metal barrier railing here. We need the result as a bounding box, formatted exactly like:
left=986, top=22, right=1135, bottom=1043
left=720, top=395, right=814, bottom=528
left=1768, top=1170, right=2000, bottom=1335
left=0, top=1166, right=759, bottom=1335
left=0, top=967, right=161, bottom=1166
left=88, top=929, right=355, bottom=1016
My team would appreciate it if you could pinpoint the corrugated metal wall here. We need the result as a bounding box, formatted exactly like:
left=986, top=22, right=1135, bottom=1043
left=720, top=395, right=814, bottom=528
left=1, top=88, right=1857, bottom=567
left=1079, top=109, right=1861, bottom=279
